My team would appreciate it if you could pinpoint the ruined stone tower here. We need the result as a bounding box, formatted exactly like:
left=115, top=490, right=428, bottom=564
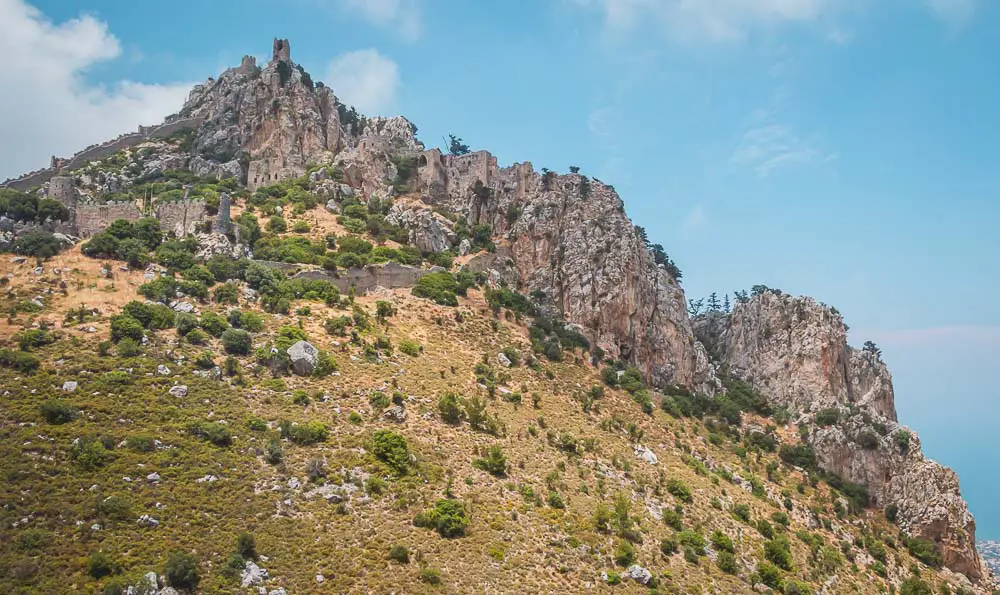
left=48, top=176, right=76, bottom=228
left=272, top=38, right=290, bottom=62
left=216, top=192, right=232, bottom=234
left=239, top=55, right=257, bottom=75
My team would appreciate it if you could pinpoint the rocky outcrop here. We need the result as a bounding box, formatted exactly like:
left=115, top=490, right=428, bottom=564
left=326, top=138, right=712, bottom=390
left=180, top=39, right=347, bottom=189
left=693, top=291, right=987, bottom=584
left=287, top=341, right=318, bottom=376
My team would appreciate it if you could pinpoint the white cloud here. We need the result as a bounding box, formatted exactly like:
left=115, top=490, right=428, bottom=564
left=683, top=205, right=706, bottom=231
left=926, top=0, right=978, bottom=26
left=324, top=49, right=401, bottom=115
left=336, top=0, right=421, bottom=41
left=731, top=123, right=827, bottom=175
left=0, top=0, right=191, bottom=181
left=574, top=0, right=846, bottom=43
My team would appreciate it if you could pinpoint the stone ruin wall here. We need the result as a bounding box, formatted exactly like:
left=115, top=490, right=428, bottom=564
left=247, top=157, right=306, bottom=191
left=74, top=203, right=143, bottom=237
left=72, top=199, right=208, bottom=238
left=155, top=200, right=208, bottom=237
left=2, top=117, right=204, bottom=192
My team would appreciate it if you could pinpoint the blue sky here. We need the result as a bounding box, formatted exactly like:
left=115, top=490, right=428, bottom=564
left=3, top=0, right=998, bottom=538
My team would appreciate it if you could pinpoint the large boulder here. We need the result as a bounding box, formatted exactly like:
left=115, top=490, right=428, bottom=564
left=287, top=341, right=318, bottom=376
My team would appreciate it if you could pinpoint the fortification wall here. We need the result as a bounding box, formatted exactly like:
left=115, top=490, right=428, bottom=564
left=75, top=203, right=143, bottom=237
left=251, top=261, right=434, bottom=295
left=2, top=117, right=204, bottom=192
left=155, top=200, right=208, bottom=237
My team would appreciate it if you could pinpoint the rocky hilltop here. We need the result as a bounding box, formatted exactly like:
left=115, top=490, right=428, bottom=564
left=694, top=291, right=986, bottom=581
left=0, top=38, right=993, bottom=593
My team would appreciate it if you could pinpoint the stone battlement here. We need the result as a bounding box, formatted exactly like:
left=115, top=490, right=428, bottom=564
left=2, top=117, right=205, bottom=192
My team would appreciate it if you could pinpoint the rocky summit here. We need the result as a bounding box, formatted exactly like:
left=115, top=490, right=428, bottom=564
left=0, top=39, right=995, bottom=594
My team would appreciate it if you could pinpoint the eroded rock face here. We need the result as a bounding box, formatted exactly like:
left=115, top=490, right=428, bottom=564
left=181, top=41, right=345, bottom=190
left=693, top=291, right=987, bottom=584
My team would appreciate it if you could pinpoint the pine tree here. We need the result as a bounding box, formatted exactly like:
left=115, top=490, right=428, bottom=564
left=723, top=294, right=731, bottom=313
left=707, top=292, right=721, bottom=312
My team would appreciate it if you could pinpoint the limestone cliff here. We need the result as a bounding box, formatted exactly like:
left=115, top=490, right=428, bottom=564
left=693, top=291, right=988, bottom=583
left=327, top=125, right=713, bottom=390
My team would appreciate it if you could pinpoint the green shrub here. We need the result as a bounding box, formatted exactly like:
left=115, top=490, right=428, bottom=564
left=39, top=399, right=76, bottom=424
left=73, top=438, right=110, bottom=470
left=678, top=530, right=706, bottom=556
left=109, top=314, right=144, bottom=343
left=666, top=478, right=693, bottom=503
left=885, top=503, right=899, bottom=523
left=899, top=576, right=933, bottom=595
left=199, top=312, right=230, bottom=337
left=710, top=530, right=735, bottom=553
left=236, top=533, right=257, bottom=560
left=614, top=540, right=636, bottom=567
left=547, top=491, right=566, bottom=509
left=815, top=408, right=840, bottom=426
left=399, top=339, right=421, bottom=356
left=779, top=444, right=817, bottom=469
left=660, top=537, right=679, bottom=556
left=438, top=393, right=463, bottom=424
left=213, top=282, right=240, bottom=304
left=412, top=271, right=459, bottom=306
left=903, top=536, right=942, bottom=567
left=221, top=329, right=253, bottom=354
left=388, top=545, right=410, bottom=564
left=87, top=551, right=116, bottom=579
left=0, top=349, right=41, bottom=373
left=663, top=508, right=683, bottom=531
left=96, top=495, right=131, bottom=521
left=419, top=567, right=442, bottom=585
left=372, top=430, right=409, bottom=475
left=716, top=551, right=737, bottom=574
left=472, top=446, right=507, bottom=477
left=754, top=560, right=782, bottom=589
left=413, top=499, right=469, bottom=538
left=784, top=580, right=814, bottom=595
left=893, top=429, right=912, bottom=453
left=313, top=351, right=338, bottom=377
left=126, top=434, right=156, bottom=452
left=288, top=421, right=328, bottom=445
left=763, top=536, right=793, bottom=570
left=187, top=421, right=233, bottom=446
left=164, top=551, right=200, bottom=590
left=184, top=329, right=209, bottom=345
left=267, top=215, right=287, bottom=233
left=17, top=329, right=56, bottom=351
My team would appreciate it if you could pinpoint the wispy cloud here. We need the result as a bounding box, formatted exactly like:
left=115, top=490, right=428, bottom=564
left=571, top=0, right=846, bottom=43
left=926, top=0, right=978, bottom=26
left=731, top=121, right=835, bottom=176
left=334, top=0, right=421, bottom=41
left=324, top=49, right=401, bottom=115
left=683, top=205, right=707, bottom=231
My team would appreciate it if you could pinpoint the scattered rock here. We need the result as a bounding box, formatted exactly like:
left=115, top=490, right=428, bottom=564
left=625, top=565, right=653, bottom=585
left=287, top=341, right=318, bottom=376
left=168, top=385, right=188, bottom=398
left=10, top=256, right=26, bottom=264
left=157, top=364, right=171, bottom=376
left=61, top=381, right=78, bottom=393
left=496, top=352, right=512, bottom=368
left=383, top=405, right=406, bottom=423
left=196, top=475, right=218, bottom=483
left=241, top=561, right=269, bottom=588
left=458, top=238, right=472, bottom=256
left=170, top=301, right=195, bottom=313
left=147, top=472, right=161, bottom=483
left=137, top=514, right=159, bottom=527
left=634, top=445, right=658, bottom=465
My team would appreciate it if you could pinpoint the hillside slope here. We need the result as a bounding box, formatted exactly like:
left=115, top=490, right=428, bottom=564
left=0, top=37, right=993, bottom=594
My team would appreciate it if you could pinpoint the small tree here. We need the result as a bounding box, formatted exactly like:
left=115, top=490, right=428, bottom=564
left=472, top=445, right=507, bottom=477
left=863, top=340, right=882, bottom=358
left=448, top=135, right=470, bottom=156
left=164, top=551, right=200, bottom=591
left=569, top=165, right=580, bottom=174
